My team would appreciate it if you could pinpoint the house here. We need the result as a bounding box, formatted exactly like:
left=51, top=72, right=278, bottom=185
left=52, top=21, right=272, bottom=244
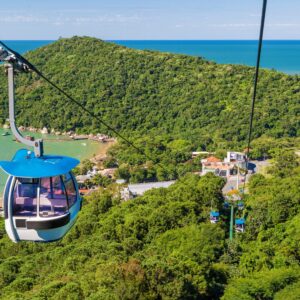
left=76, top=174, right=92, bottom=183
left=99, top=168, right=117, bottom=178
left=224, top=151, right=247, bottom=169
left=201, top=152, right=246, bottom=178
left=116, top=179, right=126, bottom=184
left=201, top=156, right=231, bottom=177
left=121, top=181, right=176, bottom=200
left=192, top=151, right=214, bottom=158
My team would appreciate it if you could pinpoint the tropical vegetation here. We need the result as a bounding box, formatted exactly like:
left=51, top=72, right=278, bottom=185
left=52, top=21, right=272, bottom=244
left=0, top=37, right=299, bottom=299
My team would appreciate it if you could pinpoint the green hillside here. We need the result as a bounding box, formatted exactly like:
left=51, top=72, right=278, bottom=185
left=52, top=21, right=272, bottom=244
left=0, top=36, right=299, bottom=148
left=0, top=159, right=299, bottom=299
left=0, top=37, right=299, bottom=299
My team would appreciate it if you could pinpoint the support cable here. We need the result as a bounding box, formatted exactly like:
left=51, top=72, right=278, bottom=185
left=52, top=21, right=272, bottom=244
left=242, top=0, right=267, bottom=194
left=0, top=0, right=268, bottom=201
left=0, top=40, right=194, bottom=190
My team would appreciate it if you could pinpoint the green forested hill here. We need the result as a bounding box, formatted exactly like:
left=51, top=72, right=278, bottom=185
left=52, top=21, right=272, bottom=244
left=0, top=162, right=299, bottom=299
left=0, top=36, right=299, bottom=148
left=0, top=37, right=299, bottom=299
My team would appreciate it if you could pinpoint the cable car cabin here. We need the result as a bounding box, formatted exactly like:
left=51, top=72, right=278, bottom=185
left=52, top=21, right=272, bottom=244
left=1, top=149, right=81, bottom=242
left=210, top=211, right=220, bottom=224
left=223, top=201, right=230, bottom=209
left=237, top=201, right=244, bottom=211
left=235, top=218, right=245, bottom=233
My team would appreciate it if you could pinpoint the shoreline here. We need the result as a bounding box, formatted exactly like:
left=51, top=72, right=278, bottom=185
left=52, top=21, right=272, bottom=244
left=1, top=125, right=117, bottom=164
left=2, top=125, right=116, bottom=144
left=91, top=140, right=116, bottom=164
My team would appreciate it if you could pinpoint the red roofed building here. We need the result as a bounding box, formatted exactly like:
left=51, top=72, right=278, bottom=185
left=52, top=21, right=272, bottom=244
left=206, top=156, right=222, bottom=163
left=201, top=152, right=246, bottom=178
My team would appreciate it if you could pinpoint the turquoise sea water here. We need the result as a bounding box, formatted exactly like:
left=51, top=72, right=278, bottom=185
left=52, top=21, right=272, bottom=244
left=3, top=40, right=300, bottom=74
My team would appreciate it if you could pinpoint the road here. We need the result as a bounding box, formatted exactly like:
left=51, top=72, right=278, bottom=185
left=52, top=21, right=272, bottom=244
left=222, top=175, right=246, bottom=194
left=222, top=159, right=271, bottom=195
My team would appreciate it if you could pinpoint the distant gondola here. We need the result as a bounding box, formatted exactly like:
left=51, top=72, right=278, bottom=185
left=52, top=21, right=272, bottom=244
left=223, top=201, right=230, bottom=209
left=210, top=211, right=220, bottom=224
left=237, top=201, right=244, bottom=210
left=235, top=218, right=245, bottom=233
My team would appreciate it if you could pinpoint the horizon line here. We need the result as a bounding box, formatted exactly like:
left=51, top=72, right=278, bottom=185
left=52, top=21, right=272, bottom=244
left=3, top=38, right=300, bottom=41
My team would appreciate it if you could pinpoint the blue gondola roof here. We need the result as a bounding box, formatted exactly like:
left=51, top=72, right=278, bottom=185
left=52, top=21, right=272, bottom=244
left=0, top=149, right=79, bottom=178
left=235, top=218, right=245, bottom=225
left=210, top=211, right=220, bottom=217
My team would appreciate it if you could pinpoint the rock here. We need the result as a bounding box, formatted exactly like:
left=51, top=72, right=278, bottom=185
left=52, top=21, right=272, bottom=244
left=28, top=127, right=37, bottom=132
left=41, top=127, right=48, bottom=134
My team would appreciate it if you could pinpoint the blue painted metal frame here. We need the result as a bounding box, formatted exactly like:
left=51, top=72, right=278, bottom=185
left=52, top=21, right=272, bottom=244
left=0, top=149, right=79, bottom=178
left=210, top=211, right=220, bottom=217
left=235, top=218, right=245, bottom=225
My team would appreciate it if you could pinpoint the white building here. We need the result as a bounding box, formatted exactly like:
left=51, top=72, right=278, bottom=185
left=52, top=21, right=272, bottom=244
left=121, top=181, right=176, bottom=200
left=201, top=152, right=246, bottom=178
left=224, top=151, right=247, bottom=169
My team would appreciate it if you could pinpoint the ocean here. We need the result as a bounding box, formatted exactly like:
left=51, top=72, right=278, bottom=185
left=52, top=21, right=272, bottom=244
left=3, top=39, right=300, bottom=74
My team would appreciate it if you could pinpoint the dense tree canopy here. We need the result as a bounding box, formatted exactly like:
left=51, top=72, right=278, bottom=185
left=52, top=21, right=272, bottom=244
left=0, top=37, right=299, bottom=299
left=0, top=36, right=299, bottom=150
left=0, top=160, right=299, bottom=299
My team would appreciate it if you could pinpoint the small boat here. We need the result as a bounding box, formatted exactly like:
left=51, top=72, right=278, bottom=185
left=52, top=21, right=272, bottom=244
left=2, top=131, right=9, bottom=136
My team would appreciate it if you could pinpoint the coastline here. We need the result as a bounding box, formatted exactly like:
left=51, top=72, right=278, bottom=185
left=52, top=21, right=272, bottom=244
left=2, top=124, right=117, bottom=163
left=3, top=124, right=116, bottom=144
left=91, top=140, right=116, bottom=164
left=0, top=126, right=117, bottom=199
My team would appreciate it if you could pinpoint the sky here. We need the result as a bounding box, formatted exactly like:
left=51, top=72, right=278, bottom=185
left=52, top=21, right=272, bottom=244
left=1, top=0, right=300, bottom=40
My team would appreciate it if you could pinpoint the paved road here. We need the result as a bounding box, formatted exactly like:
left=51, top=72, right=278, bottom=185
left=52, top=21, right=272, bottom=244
left=222, top=159, right=271, bottom=195
left=251, top=160, right=271, bottom=174
left=222, top=175, right=246, bottom=194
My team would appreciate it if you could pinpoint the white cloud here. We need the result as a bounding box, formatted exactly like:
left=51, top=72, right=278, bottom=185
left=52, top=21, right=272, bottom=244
left=0, top=10, right=144, bottom=26
left=72, top=14, right=142, bottom=25
left=267, top=23, right=300, bottom=27
left=210, top=23, right=300, bottom=29
left=0, top=15, right=49, bottom=23
left=211, top=23, right=259, bottom=28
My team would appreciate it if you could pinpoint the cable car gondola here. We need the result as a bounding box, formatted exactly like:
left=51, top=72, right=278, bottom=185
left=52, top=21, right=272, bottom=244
left=0, top=45, right=82, bottom=242
left=235, top=218, right=245, bottom=233
left=237, top=201, right=244, bottom=211
left=1, top=150, right=81, bottom=242
left=210, top=211, right=220, bottom=224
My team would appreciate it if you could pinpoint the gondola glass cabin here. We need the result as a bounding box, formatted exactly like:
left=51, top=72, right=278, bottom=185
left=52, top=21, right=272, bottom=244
left=1, top=149, right=81, bottom=242
left=237, top=201, right=244, bottom=211
left=210, top=211, right=220, bottom=224
left=0, top=47, right=82, bottom=243
left=235, top=218, right=245, bottom=233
